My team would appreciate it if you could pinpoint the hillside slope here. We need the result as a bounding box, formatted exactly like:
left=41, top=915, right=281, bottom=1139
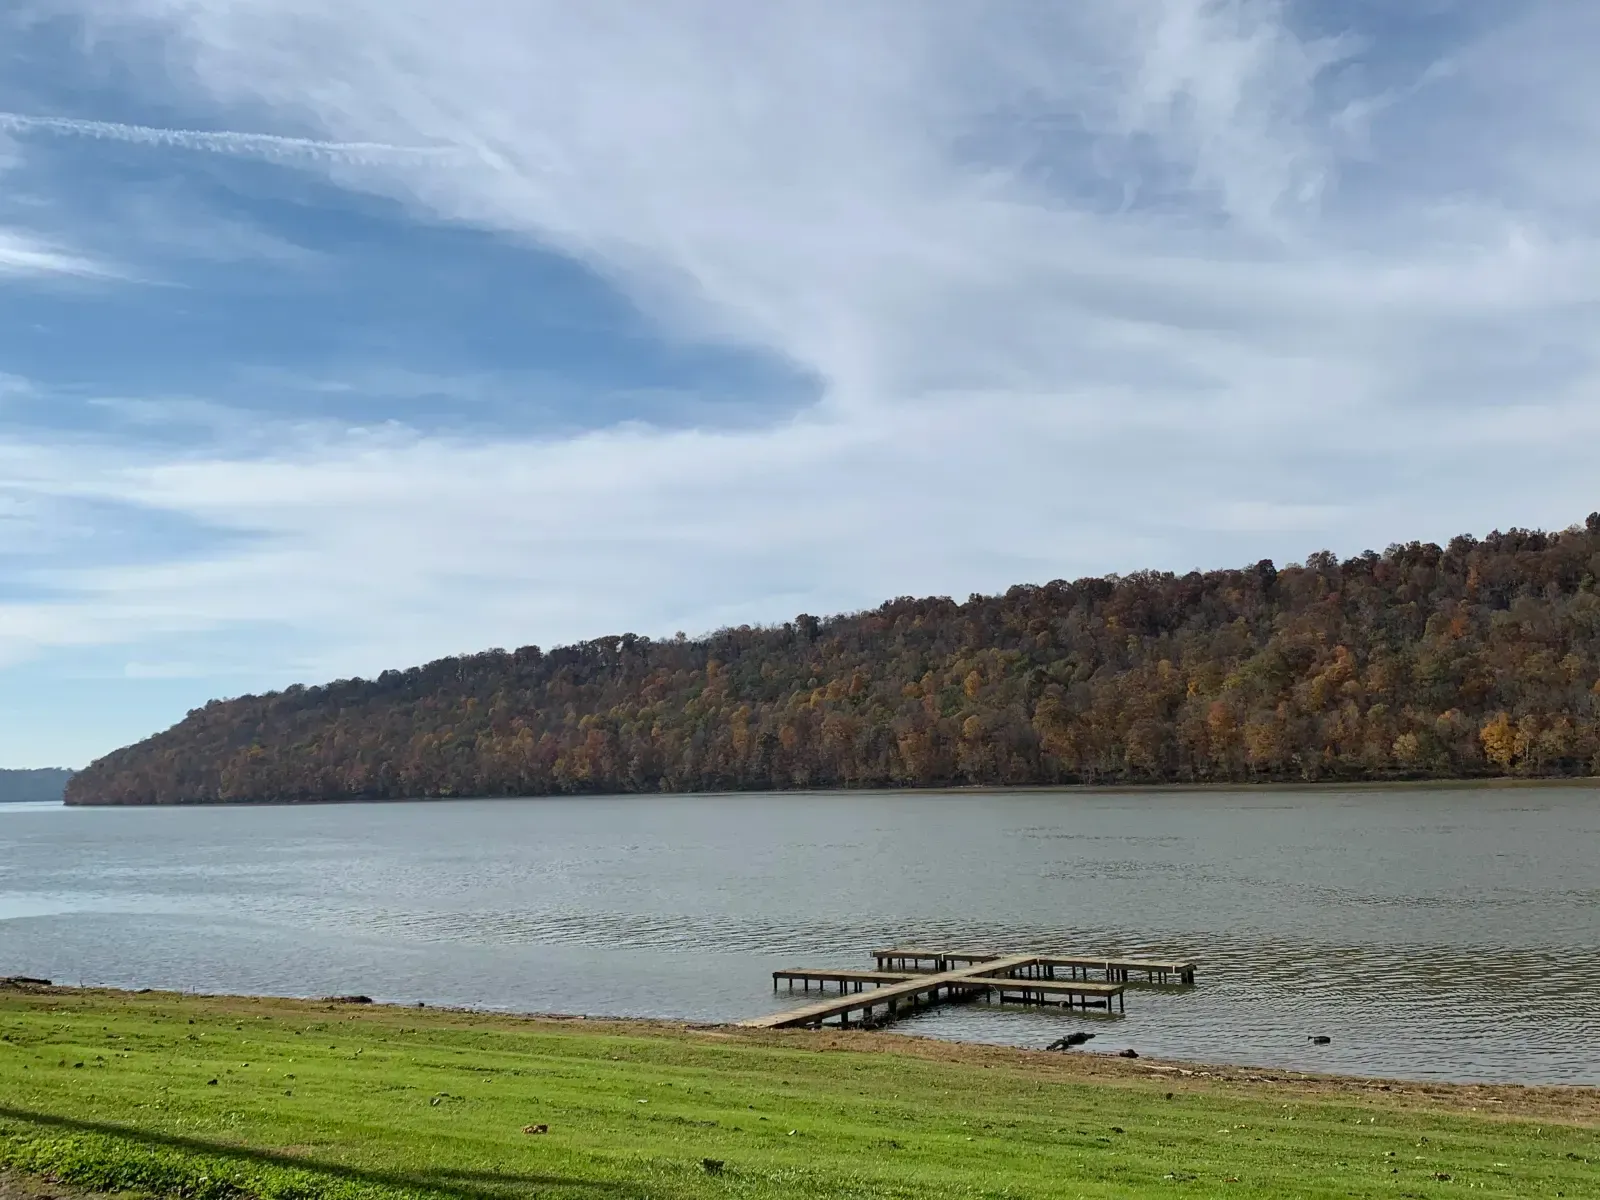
left=67, top=516, right=1600, bottom=805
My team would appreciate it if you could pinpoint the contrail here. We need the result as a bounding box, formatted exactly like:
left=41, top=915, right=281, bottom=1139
left=0, top=112, right=456, bottom=167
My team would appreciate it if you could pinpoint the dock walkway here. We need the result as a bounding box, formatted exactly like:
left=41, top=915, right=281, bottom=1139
left=744, top=955, right=1038, bottom=1030
left=870, top=948, right=998, bottom=972
left=771, top=968, right=914, bottom=992
left=964, top=975, right=1126, bottom=1012
left=749, top=943, right=1197, bottom=1030
left=769, top=966, right=1128, bottom=1011
left=1031, top=955, right=1195, bottom=985
left=872, top=947, right=1195, bottom=985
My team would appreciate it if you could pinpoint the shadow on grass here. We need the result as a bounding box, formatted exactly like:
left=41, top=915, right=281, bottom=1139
left=0, top=1106, right=652, bottom=1199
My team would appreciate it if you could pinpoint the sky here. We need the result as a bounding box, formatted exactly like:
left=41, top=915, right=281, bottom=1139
left=0, top=1, right=1597, bottom=768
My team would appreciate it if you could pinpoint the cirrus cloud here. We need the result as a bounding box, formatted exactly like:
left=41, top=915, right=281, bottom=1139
left=2, top=0, right=1599, bottom=763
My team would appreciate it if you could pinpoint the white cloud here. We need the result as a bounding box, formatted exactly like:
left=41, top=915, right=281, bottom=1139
left=4, top=1, right=1600, bottom=722
left=0, top=373, right=36, bottom=398
left=0, top=227, right=108, bottom=276
left=0, top=110, right=452, bottom=168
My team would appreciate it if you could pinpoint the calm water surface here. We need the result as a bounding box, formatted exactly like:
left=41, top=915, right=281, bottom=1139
left=1, top=789, right=1596, bottom=1084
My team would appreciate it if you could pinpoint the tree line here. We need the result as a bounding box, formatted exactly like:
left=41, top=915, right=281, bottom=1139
left=66, top=514, right=1600, bottom=804
left=0, top=768, right=75, bottom=804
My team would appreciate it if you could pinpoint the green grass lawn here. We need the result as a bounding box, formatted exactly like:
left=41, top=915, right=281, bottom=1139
left=0, top=988, right=1594, bottom=1199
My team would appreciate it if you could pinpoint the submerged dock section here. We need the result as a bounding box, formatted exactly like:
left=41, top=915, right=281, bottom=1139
left=746, top=945, right=1196, bottom=1030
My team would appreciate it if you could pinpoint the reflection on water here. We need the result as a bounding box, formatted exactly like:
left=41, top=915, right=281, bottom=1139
left=1, top=788, right=1596, bottom=1083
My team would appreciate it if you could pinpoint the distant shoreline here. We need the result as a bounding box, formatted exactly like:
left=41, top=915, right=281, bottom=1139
left=60, top=774, right=1600, bottom=807
left=0, top=767, right=75, bottom=806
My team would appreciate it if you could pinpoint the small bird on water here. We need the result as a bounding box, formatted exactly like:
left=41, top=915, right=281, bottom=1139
left=1308, top=1035, right=1332, bottom=1045
left=1046, top=1032, right=1095, bottom=1051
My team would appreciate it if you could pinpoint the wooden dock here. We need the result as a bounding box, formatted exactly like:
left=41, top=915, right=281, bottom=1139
left=770, top=967, right=1126, bottom=1011
left=964, top=976, right=1125, bottom=1012
left=871, top=947, right=999, bottom=972
left=872, top=946, right=1195, bottom=986
left=748, top=944, right=1196, bottom=1030
left=1033, top=955, right=1196, bottom=985
left=745, top=954, right=1038, bottom=1030
left=771, top=968, right=915, bottom=992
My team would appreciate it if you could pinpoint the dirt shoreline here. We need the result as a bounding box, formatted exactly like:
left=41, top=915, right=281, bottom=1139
left=6, top=980, right=1596, bottom=1127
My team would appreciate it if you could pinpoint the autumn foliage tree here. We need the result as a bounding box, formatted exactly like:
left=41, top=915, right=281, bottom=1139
left=66, top=515, right=1600, bottom=805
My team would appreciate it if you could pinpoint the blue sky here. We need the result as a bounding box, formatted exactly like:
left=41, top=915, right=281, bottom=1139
left=1, top=1, right=1597, bottom=768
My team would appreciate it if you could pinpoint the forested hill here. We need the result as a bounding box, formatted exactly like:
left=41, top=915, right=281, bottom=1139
left=66, top=517, right=1600, bottom=806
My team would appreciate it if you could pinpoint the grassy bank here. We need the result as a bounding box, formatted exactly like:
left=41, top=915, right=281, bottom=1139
left=0, top=986, right=1594, bottom=1199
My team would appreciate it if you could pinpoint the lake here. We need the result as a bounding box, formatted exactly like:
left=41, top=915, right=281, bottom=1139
left=2, top=788, right=1596, bottom=1084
